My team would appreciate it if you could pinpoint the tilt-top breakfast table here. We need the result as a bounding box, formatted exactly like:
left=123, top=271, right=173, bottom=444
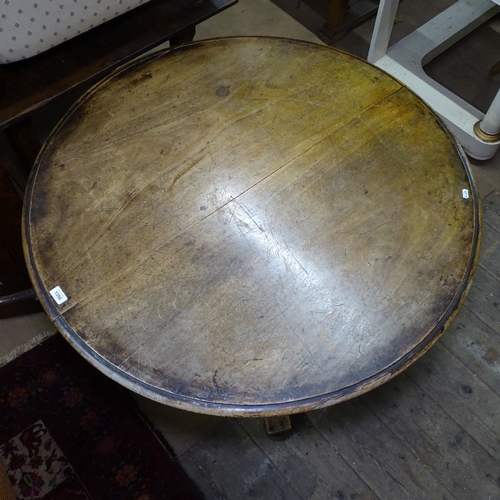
left=23, top=37, right=480, bottom=434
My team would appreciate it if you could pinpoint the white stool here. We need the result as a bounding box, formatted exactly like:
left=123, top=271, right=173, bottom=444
left=368, top=0, right=500, bottom=160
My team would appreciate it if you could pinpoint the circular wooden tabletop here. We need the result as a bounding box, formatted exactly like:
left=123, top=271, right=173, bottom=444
left=24, top=37, right=480, bottom=417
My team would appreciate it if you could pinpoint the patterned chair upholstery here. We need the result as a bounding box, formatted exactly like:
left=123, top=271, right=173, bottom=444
left=0, top=0, right=148, bottom=63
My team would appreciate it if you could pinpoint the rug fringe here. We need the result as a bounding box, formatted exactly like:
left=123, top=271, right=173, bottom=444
left=0, top=326, right=57, bottom=367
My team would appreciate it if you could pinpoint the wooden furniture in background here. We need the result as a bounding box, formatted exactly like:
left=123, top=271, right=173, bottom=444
left=319, top=0, right=379, bottom=44
left=0, top=460, right=15, bottom=500
left=24, top=38, right=480, bottom=421
left=0, top=0, right=237, bottom=318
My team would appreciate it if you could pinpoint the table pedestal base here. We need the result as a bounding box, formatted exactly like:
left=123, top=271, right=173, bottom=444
left=264, top=416, right=292, bottom=440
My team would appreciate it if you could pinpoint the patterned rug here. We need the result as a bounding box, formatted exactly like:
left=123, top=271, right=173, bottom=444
left=0, top=334, right=203, bottom=499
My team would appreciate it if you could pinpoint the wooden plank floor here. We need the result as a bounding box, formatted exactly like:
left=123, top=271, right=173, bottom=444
left=174, top=190, right=500, bottom=499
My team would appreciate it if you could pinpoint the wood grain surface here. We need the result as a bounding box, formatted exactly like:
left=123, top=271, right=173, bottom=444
left=23, top=37, right=480, bottom=417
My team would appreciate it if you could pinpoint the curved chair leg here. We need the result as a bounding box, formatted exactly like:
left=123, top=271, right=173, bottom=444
left=0, top=162, right=42, bottom=318
left=4, top=118, right=42, bottom=176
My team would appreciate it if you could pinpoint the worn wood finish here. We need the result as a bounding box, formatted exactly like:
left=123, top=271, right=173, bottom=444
left=24, top=37, right=480, bottom=417
left=178, top=194, right=500, bottom=498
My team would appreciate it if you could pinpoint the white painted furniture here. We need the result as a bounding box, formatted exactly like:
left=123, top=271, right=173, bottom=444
left=368, top=0, right=500, bottom=160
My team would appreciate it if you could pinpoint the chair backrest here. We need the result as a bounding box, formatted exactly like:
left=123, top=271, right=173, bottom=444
left=0, top=0, right=149, bottom=64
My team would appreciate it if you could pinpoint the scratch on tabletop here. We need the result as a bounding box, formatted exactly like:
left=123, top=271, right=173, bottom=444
left=359, top=220, right=392, bottom=236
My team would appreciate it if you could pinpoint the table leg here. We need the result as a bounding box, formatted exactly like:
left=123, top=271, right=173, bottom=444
left=319, top=0, right=379, bottom=44
left=367, top=0, right=399, bottom=63
left=264, top=416, right=292, bottom=440
left=327, top=0, right=350, bottom=29
left=474, top=87, right=500, bottom=142
left=169, top=25, right=196, bottom=47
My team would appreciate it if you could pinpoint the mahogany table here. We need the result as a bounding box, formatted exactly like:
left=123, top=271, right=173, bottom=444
left=23, top=38, right=480, bottom=422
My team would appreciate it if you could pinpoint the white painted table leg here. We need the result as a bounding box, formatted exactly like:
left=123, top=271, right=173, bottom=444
left=367, top=0, right=399, bottom=63
left=476, top=88, right=500, bottom=141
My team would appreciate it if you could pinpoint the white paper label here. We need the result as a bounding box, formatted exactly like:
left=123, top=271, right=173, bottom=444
left=50, top=286, right=68, bottom=305
left=462, top=189, right=469, bottom=199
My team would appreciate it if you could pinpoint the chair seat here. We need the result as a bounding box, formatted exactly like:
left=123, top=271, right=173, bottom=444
left=0, top=0, right=149, bottom=64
